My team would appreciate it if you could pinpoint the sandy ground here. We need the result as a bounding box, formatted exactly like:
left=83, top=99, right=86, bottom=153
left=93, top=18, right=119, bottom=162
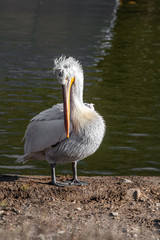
left=0, top=175, right=159, bottom=240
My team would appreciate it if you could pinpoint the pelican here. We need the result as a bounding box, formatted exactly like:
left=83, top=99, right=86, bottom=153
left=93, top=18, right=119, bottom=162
left=16, top=56, right=105, bottom=186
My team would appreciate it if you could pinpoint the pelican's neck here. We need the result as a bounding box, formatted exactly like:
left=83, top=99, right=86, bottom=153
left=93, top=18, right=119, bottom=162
left=71, top=94, right=84, bottom=109
left=70, top=79, right=96, bottom=132
left=71, top=74, right=84, bottom=108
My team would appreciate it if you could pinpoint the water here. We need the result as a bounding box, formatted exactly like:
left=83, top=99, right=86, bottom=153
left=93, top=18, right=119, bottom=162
left=0, top=0, right=160, bottom=176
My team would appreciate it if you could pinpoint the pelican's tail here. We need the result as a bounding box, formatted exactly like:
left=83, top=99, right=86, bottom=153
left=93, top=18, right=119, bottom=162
left=15, top=153, right=31, bottom=164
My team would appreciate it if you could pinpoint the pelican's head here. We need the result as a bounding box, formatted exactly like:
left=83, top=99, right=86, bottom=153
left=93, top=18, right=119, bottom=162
left=53, top=55, right=84, bottom=138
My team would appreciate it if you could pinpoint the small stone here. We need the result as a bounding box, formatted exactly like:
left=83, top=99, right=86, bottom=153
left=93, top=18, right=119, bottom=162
left=11, top=208, right=20, bottom=214
left=76, top=207, right=82, bottom=211
left=133, top=233, right=138, bottom=238
left=58, top=230, right=65, bottom=234
left=123, top=179, right=133, bottom=184
left=133, top=189, right=141, bottom=200
left=126, top=188, right=141, bottom=201
left=110, top=212, right=118, bottom=217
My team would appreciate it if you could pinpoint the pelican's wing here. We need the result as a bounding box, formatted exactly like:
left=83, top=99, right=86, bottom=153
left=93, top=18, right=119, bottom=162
left=24, top=104, right=72, bottom=154
left=30, top=103, right=64, bottom=121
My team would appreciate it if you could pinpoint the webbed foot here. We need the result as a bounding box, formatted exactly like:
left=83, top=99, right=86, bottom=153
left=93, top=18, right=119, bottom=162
left=68, top=178, right=89, bottom=186
left=50, top=181, right=70, bottom=187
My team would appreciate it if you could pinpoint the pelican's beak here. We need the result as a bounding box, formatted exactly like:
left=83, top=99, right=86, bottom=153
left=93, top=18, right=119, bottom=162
left=62, top=77, right=75, bottom=138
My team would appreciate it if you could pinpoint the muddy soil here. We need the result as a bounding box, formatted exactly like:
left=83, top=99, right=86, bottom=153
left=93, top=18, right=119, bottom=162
left=0, top=175, right=159, bottom=240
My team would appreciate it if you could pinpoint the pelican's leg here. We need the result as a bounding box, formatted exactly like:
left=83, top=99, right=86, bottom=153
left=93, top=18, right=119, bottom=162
left=50, top=163, right=69, bottom=187
left=50, top=163, right=56, bottom=184
left=70, top=162, right=89, bottom=186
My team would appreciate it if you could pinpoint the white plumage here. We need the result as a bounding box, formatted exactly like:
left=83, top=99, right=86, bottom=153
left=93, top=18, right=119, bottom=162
left=24, top=104, right=72, bottom=153
left=16, top=56, right=105, bottom=186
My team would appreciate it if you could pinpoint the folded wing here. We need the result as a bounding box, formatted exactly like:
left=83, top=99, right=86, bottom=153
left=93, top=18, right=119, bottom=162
left=24, top=104, right=72, bottom=154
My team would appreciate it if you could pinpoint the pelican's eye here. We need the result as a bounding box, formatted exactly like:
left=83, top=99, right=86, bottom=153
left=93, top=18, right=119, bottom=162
left=58, top=71, right=63, bottom=77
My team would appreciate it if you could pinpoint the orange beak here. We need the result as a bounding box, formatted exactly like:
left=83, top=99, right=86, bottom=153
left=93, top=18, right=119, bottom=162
left=62, top=77, right=75, bottom=138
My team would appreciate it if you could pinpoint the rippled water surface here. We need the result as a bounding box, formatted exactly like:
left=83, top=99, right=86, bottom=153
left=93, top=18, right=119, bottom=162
left=0, top=0, right=160, bottom=176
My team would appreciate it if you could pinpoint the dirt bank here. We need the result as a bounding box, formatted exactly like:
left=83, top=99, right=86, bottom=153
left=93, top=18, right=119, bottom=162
left=0, top=175, right=159, bottom=240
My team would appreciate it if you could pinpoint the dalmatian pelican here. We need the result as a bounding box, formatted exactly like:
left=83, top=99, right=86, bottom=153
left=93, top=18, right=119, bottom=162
left=16, top=56, right=106, bottom=186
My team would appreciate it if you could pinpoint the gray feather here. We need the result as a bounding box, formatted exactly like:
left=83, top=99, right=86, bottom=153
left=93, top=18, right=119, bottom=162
left=16, top=153, right=32, bottom=164
left=30, top=103, right=63, bottom=122
left=23, top=103, right=72, bottom=154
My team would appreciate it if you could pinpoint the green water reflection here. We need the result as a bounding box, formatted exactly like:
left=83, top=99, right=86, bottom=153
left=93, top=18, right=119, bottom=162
left=88, top=0, right=160, bottom=176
